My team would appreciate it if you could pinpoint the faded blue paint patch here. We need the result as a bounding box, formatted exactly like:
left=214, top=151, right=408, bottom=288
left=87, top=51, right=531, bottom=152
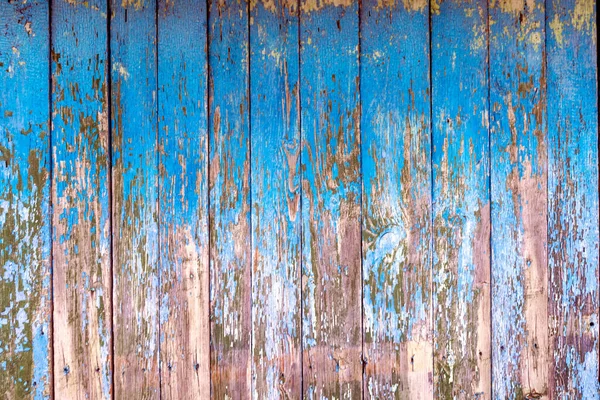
left=432, top=0, right=491, bottom=397
left=250, top=2, right=301, bottom=398
left=0, top=1, right=51, bottom=398
left=547, top=0, right=599, bottom=398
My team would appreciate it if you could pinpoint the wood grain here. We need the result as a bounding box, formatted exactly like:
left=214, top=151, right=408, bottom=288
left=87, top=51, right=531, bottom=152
left=360, top=0, right=432, bottom=398
left=110, top=1, right=159, bottom=398
left=250, top=0, right=302, bottom=398
left=547, top=0, right=599, bottom=397
left=157, top=1, right=210, bottom=399
left=0, top=1, right=52, bottom=398
left=0, top=2, right=599, bottom=398
left=208, top=0, right=252, bottom=397
left=431, top=0, right=491, bottom=398
left=51, top=1, right=112, bottom=399
left=300, top=0, right=362, bottom=397
left=489, top=0, right=548, bottom=398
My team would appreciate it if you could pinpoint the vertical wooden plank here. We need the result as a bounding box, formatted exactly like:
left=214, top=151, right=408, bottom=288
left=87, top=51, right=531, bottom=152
left=361, top=0, right=432, bottom=398
left=489, top=0, right=548, bottom=398
left=250, top=0, right=301, bottom=398
left=431, top=0, right=491, bottom=398
left=547, top=0, right=599, bottom=397
left=51, top=1, right=112, bottom=399
left=0, top=2, right=52, bottom=398
left=110, top=1, right=159, bottom=398
left=300, top=0, right=361, bottom=397
left=208, top=0, right=251, bottom=397
left=157, top=1, right=209, bottom=398
left=157, top=0, right=210, bottom=398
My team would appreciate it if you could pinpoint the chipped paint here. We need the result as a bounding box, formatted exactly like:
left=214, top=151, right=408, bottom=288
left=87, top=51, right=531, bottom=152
left=157, top=1, right=210, bottom=399
left=208, top=0, right=252, bottom=397
left=111, top=1, right=160, bottom=398
left=301, top=2, right=362, bottom=398
left=572, top=0, right=594, bottom=31
left=251, top=1, right=302, bottom=399
left=1, top=1, right=599, bottom=398
left=432, top=0, right=491, bottom=398
left=0, top=2, right=52, bottom=399
left=361, top=0, right=433, bottom=398
left=490, top=0, right=549, bottom=397
left=300, top=0, right=353, bottom=13
left=547, top=0, right=599, bottom=398
left=51, top=0, right=112, bottom=399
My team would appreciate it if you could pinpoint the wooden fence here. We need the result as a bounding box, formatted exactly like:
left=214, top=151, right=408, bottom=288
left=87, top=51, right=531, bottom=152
left=0, top=0, right=598, bottom=398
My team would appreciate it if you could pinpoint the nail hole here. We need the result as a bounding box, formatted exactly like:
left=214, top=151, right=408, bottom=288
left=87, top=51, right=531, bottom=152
left=63, top=366, right=70, bottom=375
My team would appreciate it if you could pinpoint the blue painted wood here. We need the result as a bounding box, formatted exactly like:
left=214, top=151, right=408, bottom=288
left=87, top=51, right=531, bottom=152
left=51, top=1, right=112, bottom=399
left=157, top=1, right=210, bottom=398
left=300, top=1, right=362, bottom=397
left=110, top=1, right=159, bottom=398
left=208, top=0, right=251, bottom=397
left=431, top=0, right=491, bottom=397
left=250, top=1, right=302, bottom=398
left=360, top=0, right=432, bottom=398
left=547, top=0, right=599, bottom=398
left=0, top=2, right=51, bottom=398
left=1, top=3, right=599, bottom=397
left=489, top=1, right=548, bottom=398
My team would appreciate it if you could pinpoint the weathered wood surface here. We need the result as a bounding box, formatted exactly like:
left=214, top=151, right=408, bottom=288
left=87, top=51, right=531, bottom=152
left=110, top=1, right=159, bottom=398
left=51, top=1, right=112, bottom=399
left=360, top=0, right=432, bottom=398
left=431, top=0, right=491, bottom=398
left=0, top=1, right=599, bottom=399
left=547, top=0, right=599, bottom=398
left=208, top=0, right=251, bottom=397
left=300, top=0, right=362, bottom=398
left=250, top=0, right=302, bottom=398
left=157, top=1, right=210, bottom=399
left=489, top=0, right=548, bottom=398
left=0, top=2, right=52, bottom=399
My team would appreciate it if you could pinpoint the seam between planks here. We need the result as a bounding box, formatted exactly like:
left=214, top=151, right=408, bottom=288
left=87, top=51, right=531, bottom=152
left=298, top=0, right=303, bottom=395
left=485, top=0, right=493, bottom=393
left=107, top=0, right=115, bottom=397
left=248, top=0, right=253, bottom=396
left=428, top=1, right=435, bottom=393
left=428, top=0, right=435, bottom=394
left=155, top=1, right=161, bottom=398
left=357, top=1, right=365, bottom=398
left=48, top=1, right=55, bottom=398
left=206, top=0, right=212, bottom=396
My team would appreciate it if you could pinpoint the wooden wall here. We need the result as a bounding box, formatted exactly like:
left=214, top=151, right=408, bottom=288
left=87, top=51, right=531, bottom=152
left=0, top=0, right=597, bottom=398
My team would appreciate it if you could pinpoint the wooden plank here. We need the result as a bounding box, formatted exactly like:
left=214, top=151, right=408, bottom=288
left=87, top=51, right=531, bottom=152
left=110, top=1, right=159, bottom=398
left=300, top=0, right=362, bottom=397
left=547, top=0, right=599, bottom=397
left=489, top=0, right=548, bottom=398
left=51, top=1, right=112, bottom=399
left=250, top=0, right=301, bottom=398
left=360, top=0, right=432, bottom=398
left=208, top=0, right=251, bottom=397
left=0, top=2, right=52, bottom=398
left=157, top=0, right=210, bottom=398
left=431, top=0, right=491, bottom=398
